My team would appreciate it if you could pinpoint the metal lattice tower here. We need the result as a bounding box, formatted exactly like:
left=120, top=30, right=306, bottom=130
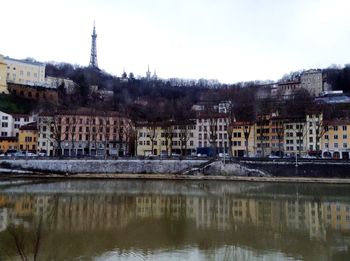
left=89, top=21, right=98, bottom=68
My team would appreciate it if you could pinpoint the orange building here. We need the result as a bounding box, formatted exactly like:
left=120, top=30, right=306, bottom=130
left=18, top=122, right=38, bottom=152
left=0, top=136, right=18, bottom=153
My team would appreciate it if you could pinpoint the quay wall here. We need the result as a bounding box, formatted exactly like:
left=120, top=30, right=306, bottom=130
left=0, top=159, right=207, bottom=174
left=2, top=158, right=350, bottom=178
left=231, top=160, right=350, bottom=178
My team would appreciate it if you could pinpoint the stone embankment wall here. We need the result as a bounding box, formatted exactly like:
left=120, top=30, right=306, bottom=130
left=0, top=159, right=207, bottom=174
left=238, top=160, right=350, bottom=178
left=199, top=160, right=350, bottom=178
left=195, top=161, right=270, bottom=177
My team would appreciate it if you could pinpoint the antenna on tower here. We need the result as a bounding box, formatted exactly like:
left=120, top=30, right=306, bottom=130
left=89, top=21, right=98, bottom=69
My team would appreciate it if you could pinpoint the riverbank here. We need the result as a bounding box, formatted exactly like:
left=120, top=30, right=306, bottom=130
left=2, top=158, right=350, bottom=182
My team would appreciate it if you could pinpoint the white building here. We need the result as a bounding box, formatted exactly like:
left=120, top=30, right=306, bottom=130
left=0, top=111, right=14, bottom=137
left=196, top=114, right=230, bottom=155
left=305, top=114, right=323, bottom=155
left=300, top=70, right=324, bottom=97
left=283, top=119, right=308, bottom=157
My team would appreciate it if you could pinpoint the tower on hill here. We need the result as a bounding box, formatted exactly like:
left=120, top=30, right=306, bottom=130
left=89, top=21, right=98, bottom=69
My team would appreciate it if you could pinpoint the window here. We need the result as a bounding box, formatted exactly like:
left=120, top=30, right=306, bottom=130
left=343, top=143, right=347, bottom=148
left=309, top=137, right=313, bottom=143
left=343, top=135, right=348, bottom=139
left=325, top=135, right=329, bottom=140
left=334, top=135, right=338, bottom=140
left=343, top=126, right=347, bottom=131
left=1, top=122, right=8, bottom=128
left=334, top=126, right=338, bottom=131
left=334, top=143, right=338, bottom=148
left=2, top=116, right=8, bottom=120
left=1, top=132, right=7, bottom=137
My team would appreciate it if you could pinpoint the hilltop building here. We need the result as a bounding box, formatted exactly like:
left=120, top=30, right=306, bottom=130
left=0, top=55, right=8, bottom=94
left=4, top=56, right=45, bottom=86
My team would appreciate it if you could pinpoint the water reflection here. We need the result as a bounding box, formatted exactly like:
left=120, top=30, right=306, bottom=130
left=0, top=180, right=349, bottom=261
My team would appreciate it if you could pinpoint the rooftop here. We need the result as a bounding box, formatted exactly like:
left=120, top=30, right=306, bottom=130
left=4, top=56, right=45, bottom=66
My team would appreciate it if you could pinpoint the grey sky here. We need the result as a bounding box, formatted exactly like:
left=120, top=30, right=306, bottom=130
left=2, top=0, right=350, bottom=83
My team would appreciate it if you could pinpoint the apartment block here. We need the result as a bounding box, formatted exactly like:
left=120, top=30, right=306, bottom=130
left=321, top=119, right=350, bottom=159
left=38, top=110, right=133, bottom=157
left=136, top=120, right=197, bottom=156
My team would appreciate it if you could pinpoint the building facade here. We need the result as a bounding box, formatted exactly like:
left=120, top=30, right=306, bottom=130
left=300, top=70, right=324, bottom=97
left=0, top=55, right=8, bottom=94
left=196, top=115, right=230, bottom=155
left=231, top=121, right=255, bottom=157
left=4, top=57, right=45, bottom=86
left=18, top=122, right=38, bottom=152
left=38, top=110, right=133, bottom=157
left=136, top=120, right=197, bottom=156
left=321, top=119, right=350, bottom=159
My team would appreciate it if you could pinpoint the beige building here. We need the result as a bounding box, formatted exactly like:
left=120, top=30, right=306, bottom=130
left=137, top=120, right=197, bottom=156
left=0, top=55, right=8, bottom=93
left=4, top=56, right=45, bottom=86
left=321, top=119, right=350, bottom=159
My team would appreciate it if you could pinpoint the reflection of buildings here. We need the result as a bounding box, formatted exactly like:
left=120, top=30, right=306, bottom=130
left=0, top=191, right=349, bottom=243
left=324, top=202, right=350, bottom=231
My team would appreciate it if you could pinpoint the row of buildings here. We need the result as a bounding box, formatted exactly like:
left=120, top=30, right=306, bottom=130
left=0, top=108, right=350, bottom=159
left=0, top=109, right=133, bottom=157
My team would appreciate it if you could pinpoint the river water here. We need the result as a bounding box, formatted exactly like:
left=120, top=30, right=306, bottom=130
left=0, top=179, right=349, bottom=261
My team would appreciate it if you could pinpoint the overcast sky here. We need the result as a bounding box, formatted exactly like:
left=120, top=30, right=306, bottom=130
left=2, top=0, right=350, bottom=83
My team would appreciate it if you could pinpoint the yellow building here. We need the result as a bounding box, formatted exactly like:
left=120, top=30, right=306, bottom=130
left=255, top=116, right=271, bottom=157
left=137, top=125, right=165, bottom=156
left=270, top=117, right=284, bottom=157
left=18, top=122, right=38, bottom=152
left=0, top=136, right=18, bottom=153
left=321, top=119, right=350, bottom=159
left=231, top=121, right=255, bottom=157
left=4, top=56, right=45, bottom=85
left=0, top=55, right=8, bottom=94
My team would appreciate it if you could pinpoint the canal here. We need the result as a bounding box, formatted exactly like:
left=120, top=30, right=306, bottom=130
left=0, top=179, right=349, bottom=260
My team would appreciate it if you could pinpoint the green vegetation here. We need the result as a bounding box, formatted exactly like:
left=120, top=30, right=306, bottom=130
left=0, top=93, right=35, bottom=114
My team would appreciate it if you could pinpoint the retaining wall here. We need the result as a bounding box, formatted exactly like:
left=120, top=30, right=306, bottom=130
left=0, top=159, right=207, bottom=174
